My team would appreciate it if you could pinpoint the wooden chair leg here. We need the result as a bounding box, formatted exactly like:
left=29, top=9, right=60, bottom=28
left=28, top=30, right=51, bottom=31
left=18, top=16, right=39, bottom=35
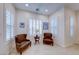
left=52, top=43, right=53, bottom=46
left=30, top=42, right=31, bottom=46
left=20, top=52, right=22, bottom=55
left=38, top=40, right=40, bottom=44
left=35, top=40, right=37, bottom=44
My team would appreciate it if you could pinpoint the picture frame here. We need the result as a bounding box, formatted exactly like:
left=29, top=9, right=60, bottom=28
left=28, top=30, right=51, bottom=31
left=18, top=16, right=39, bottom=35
left=19, top=22, right=25, bottom=28
left=43, top=22, right=49, bottom=30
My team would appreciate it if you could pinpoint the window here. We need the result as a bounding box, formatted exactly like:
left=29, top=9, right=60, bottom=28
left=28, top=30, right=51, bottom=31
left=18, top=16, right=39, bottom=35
left=51, top=16, right=58, bottom=36
left=29, top=19, right=42, bottom=36
left=70, top=16, right=74, bottom=36
left=6, top=10, right=14, bottom=40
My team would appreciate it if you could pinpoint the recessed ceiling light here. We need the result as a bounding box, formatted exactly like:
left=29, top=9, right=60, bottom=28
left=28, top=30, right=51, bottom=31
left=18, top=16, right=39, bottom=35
left=45, top=9, right=48, bottom=12
left=25, top=4, right=29, bottom=7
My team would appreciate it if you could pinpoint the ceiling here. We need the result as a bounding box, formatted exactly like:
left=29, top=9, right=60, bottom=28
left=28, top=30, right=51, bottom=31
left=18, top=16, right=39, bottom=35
left=13, top=3, right=79, bottom=16
left=13, top=3, right=64, bottom=16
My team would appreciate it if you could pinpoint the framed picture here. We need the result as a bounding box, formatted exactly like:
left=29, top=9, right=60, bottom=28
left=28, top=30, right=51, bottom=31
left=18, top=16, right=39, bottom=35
left=43, top=22, right=49, bottom=30
left=19, top=22, right=25, bottom=28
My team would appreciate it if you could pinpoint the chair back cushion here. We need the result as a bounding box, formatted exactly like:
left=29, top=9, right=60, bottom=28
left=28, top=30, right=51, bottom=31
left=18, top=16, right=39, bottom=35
left=44, top=33, right=52, bottom=39
left=15, top=34, right=27, bottom=43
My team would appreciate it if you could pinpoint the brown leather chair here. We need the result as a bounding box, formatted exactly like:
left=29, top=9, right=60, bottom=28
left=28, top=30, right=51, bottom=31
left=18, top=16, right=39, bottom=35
left=43, top=33, right=54, bottom=46
left=15, top=34, right=31, bottom=55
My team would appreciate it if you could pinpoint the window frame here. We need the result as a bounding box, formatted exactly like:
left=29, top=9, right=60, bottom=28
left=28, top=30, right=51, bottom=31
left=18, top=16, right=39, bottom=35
left=51, top=16, right=58, bottom=36
left=69, top=16, right=74, bottom=37
left=6, top=10, right=14, bottom=40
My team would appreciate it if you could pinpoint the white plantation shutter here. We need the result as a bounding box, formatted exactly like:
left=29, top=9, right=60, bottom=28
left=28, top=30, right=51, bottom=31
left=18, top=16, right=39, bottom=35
left=29, top=19, right=42, bottom=36
left=51, top=16, right=58, bottom=36
left=6, top=10, right=14, bottom=40
left=70, top=16, right=74, bottom=36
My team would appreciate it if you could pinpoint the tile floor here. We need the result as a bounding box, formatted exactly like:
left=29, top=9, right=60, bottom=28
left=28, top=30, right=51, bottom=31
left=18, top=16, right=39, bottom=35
left=10, top=39, right=79, bottom=55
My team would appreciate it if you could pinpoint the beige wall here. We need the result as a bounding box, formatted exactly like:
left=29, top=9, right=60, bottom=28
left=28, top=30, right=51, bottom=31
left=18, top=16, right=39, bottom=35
left=49, top=8, right=65, bottom=47
left=64, top=7, right=77, bottom=47
left=15, top=9, right=49, bottom=36
left=75, top=12, right=79, bottom=44
left=49, top=7, right=79, bottom=47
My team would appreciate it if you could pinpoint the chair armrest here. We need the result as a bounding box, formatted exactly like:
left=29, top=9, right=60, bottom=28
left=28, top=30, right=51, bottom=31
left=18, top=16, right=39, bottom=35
left=43, top=38, right=45, bottom=39
left=16, top=43, right=21, bottom=48
left=25, top=39, right=30, bottom=41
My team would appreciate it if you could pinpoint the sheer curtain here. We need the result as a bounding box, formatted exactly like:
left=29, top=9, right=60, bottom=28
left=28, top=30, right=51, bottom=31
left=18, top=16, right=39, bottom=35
left=29, top=19, right=42, bottom=36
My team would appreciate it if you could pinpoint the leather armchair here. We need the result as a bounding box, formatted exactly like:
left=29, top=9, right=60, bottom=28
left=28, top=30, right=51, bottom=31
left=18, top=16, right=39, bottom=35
left=43, top=33, right=54, bottom=46
left=15, top=34, right=31, bottom=55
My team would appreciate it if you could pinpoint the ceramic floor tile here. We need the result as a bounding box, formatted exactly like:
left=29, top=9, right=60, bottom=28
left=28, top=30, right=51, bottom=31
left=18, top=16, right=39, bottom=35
left=10, top=39, right=79, bottom=55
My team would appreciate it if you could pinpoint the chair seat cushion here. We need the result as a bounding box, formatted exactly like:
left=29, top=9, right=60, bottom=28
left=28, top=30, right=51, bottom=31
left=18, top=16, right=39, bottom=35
left=16, top=41, right=30, bottom=48
left=20, top=41, right=30, bottom=48
left=44, top=39, right=52, bottom=41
